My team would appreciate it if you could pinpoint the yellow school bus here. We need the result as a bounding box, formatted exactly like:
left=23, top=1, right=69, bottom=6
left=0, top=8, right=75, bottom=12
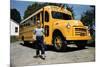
left=19, top=5, right=91, bottom=50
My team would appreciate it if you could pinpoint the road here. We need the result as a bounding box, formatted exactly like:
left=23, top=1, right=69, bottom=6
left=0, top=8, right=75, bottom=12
left=10, top=41, right=95, bottom=66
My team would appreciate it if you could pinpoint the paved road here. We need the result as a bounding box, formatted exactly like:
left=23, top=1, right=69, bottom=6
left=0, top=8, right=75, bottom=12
left=10, top=41, right=95, bottom=66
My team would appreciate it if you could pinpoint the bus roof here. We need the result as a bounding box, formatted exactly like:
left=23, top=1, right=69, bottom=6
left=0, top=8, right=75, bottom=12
left=49, top=6, right=72, bottom=15
left=20, top=5, right=72, bottom=24
left=20, top=8, right=43, bottom=24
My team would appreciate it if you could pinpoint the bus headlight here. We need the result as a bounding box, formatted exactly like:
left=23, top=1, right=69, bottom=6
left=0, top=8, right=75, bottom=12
left=85, top=26, right=89, bottom=30
left=66, top=23, right=71, bottom=29
left=88, top=33, right=91, bottom=36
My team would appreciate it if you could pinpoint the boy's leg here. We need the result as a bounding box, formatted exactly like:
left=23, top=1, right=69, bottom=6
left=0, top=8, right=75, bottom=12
left=36, top=49, right=40, bottom=56
left=41, top=43, right=45, bottom=55
left=40, top=43, right=45, bottom=60
left=34, top=37, right=40, bottom=57
left=34, top=49, right=40, bottom=58
left=40, top=36, right=45, bottom=59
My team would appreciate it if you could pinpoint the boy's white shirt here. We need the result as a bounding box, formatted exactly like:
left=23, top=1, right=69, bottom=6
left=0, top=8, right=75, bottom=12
left=33, top=28, right=44, bottom=40
left=35, top=28, right=44, bottom=36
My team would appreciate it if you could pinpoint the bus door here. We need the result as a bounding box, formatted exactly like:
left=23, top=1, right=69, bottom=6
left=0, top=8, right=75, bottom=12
left=43, top=10, right=52, bottom=44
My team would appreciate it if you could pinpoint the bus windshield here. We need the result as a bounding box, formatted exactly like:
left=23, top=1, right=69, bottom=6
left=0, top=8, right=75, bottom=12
left=52, top=11, right=72, bottom=20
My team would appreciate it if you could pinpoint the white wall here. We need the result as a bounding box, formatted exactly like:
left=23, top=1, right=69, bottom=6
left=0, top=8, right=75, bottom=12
left=10, top=20, right=19, bottom=36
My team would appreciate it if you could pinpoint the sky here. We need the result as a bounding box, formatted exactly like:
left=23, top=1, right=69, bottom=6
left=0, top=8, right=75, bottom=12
left=10, top=0, right=93, bottom=20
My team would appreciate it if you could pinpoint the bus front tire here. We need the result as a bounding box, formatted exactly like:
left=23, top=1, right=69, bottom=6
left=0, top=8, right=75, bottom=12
left=52, top=33, right=66, bottom=51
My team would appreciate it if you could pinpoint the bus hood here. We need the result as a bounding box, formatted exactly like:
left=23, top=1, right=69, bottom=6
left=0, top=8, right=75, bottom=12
left=54, top=20, right=84, bottom=27
left=66, top=20, right=84, bottom=27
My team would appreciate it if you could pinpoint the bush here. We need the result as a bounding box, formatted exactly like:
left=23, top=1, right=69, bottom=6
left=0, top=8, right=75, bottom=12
left=10, top=36, right=19, bottom=43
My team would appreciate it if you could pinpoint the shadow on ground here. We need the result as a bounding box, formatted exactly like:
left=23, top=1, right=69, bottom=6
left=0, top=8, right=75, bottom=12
left=87, top=42, right=95, bottom=47
left=19, top=42, right=94, bottom=53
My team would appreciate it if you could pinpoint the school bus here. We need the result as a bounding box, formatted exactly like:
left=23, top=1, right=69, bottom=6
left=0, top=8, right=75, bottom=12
left=19, top=5, right=91, bottom=50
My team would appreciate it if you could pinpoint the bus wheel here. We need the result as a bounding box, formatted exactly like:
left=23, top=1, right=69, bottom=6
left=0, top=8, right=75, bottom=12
left=22, top=36, right=29, bottom=45
left=53, top=33, right=65, bottom=51
left=76, top=41, right=87, bottom=49
left=24, top=41, right=29, bottom=45
left=22, top=36, right=24, bottom=41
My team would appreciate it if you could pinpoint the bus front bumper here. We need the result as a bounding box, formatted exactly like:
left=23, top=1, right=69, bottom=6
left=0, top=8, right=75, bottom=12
left=65, top=36, right=91, bottom=41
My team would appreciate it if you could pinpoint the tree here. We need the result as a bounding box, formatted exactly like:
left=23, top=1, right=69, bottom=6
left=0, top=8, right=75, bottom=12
left=64, top=4, right=75, bottom=19
left=11, top=9, right=21, bottom=24
left=23, top=2, right=74, bottom=19
left=81, top=6, right=95, bottom=27
left=80, top=6, right=95, bottom=44
left=24, top=2, right=46, bottom=19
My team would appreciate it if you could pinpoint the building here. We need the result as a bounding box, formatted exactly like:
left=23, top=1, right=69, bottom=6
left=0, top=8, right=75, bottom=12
left=10, top=19, right=19, bottom=36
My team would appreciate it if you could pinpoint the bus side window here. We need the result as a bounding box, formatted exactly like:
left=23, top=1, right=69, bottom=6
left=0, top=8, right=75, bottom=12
left=45, top=11, right=49, bottom=22
left=41, top=11, right=44, bottom=27
left=30, top=17, right=33, bottom=20
left=20, top=25, right=22, bottom=28
left=36, top=13, right=40, bottom=21
left=41, top=11, right=44, bottom=23
left=33, top=16, right=36, bottom=24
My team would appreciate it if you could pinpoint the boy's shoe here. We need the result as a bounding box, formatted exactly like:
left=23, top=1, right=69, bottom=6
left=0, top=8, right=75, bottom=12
left=40, top=54, right=46, bottom=60
left=33, top=55, right=40, bottom=58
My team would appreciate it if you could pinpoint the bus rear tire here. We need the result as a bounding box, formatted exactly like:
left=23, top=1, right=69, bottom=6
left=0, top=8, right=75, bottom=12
left=24, top=41, right=29, bottom=45
left=22, top=36, right=24, bottom=41
left=21, top=36, right=29, bottom=45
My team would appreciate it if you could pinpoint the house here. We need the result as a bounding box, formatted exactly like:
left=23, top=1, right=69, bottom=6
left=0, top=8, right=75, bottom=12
left=10, top=19, right=19, bottom=36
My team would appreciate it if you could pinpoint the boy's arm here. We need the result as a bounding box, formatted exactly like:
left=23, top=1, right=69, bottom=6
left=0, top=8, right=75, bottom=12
left=32, top=29, right=36, bottom=41
left=33, top=29, right=36, bottom=34
left=42, top=28, right=45, bottom=35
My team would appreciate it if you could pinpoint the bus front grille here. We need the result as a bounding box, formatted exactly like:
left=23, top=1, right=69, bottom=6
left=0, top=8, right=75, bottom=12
left=75, top=28, right=87, bottom=36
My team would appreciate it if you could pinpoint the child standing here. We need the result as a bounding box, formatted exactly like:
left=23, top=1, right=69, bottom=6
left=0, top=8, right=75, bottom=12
left=33, top=20, right=45, bottom=60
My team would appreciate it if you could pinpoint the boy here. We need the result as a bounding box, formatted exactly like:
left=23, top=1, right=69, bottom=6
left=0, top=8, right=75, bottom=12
left=33, top=20, right=45, bottom=60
